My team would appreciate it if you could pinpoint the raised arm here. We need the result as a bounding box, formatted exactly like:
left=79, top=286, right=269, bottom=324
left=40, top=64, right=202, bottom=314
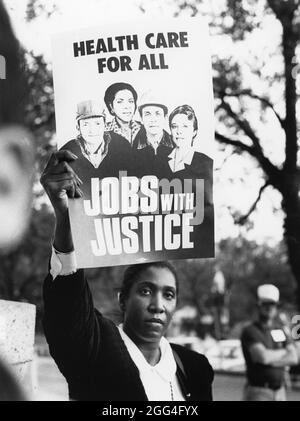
left=40, top=151, right=101, bottom=382
left=40, top=149, right=82, bottom=252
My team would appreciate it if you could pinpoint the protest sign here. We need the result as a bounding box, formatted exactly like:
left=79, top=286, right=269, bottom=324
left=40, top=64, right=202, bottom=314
left=52, top=17, right=215, bottom=268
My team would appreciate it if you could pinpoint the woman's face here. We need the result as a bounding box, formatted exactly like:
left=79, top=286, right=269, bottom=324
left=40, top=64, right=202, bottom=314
left=79, top=116, right=105, bottom=146
left=170, top=113, right=196, bottom=151
left=111, top=89, right=136, bottom=123
left=122, top=267, right=177, bottom=345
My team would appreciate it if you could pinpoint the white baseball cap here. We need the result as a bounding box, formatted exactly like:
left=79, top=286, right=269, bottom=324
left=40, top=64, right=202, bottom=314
left=257, top=284, right=280, bottom=303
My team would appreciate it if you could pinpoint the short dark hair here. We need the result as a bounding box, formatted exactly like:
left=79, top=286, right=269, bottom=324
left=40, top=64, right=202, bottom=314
left=104, top=82, right=138, bottom=115
left=120, top=261, right=179, bottom=301
left=169, top=104, right=198, bottom=133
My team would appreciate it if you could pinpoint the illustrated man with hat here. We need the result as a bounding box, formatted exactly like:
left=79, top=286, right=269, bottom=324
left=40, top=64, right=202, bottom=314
left=132, top=90, right=175, bottom=179
left=60, top=99, right=133, bottom=195
left=74, top=100, right=107, bottom=168
left=241, top=284, right=298, bottom=401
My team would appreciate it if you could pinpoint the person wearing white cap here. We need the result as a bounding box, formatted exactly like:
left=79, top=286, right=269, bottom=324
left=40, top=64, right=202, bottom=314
left=241, top=284, right=298, bottom=401
left=132, top=91, right=175, bottom=178
left=60, top=99, right=133, bottom=196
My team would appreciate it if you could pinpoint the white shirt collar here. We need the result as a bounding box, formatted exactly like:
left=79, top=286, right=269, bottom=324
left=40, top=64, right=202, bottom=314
left=168, top=147, right=195, bottom=172
left=118, top=324, right=177, bottom=382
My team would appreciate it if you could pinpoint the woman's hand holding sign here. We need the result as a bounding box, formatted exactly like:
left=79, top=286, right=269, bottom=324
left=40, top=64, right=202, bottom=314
left=40, top=150, right=83, bottom=213
left=40, top=150, right=83, bottom=252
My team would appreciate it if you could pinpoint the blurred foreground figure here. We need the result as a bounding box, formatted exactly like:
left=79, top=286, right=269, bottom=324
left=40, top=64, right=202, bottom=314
left=0, top=359, right=26, bottom=401
left=241, top=284, right=299, bottom=401
left=0, top=0, right=34, bottom=250
left=0, top=0, right=34, bottom=400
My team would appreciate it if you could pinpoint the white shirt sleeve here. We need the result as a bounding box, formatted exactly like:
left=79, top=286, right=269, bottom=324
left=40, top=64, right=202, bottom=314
left=49, top=247, right=77, bottom=281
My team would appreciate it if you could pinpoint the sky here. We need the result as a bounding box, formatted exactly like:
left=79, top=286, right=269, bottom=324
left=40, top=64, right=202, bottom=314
left=5, top=0, right=297, bottom=246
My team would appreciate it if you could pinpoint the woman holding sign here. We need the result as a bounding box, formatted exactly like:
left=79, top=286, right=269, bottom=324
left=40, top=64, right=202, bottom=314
left=40, top=149, right=214, bottom=401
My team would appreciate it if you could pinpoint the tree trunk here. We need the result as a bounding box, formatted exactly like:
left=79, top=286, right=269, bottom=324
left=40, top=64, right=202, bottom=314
left=281, top=181, right=300, bottom=311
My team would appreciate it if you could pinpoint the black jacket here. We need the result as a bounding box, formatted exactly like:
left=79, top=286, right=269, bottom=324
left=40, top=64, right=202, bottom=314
left=61, top=131, right=134, bottom=196
left=132, top=128, right=175, bottom=179
left=167, top=151, right=214, bottom=260
left=43, top=270, right=214, bottom=401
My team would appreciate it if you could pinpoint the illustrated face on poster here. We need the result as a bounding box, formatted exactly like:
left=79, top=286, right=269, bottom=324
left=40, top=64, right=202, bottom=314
left=141, top=106, right=166, bottom=136
left=170, top=113, right=196, bottom=150
left=52, top=17, right=215, bottom=268
left=78, top=117, right=105, bottom=145
left=110, top=89, right=136, bottom=123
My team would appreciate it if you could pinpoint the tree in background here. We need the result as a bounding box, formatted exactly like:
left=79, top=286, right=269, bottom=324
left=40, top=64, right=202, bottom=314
left=154, top=0, right=300, bottom=308
left=217, top=0, right=300, bottom=308
left=217, top=236, right=296, bottom=324
left=1, top=0, right=299, bottom=329
left=87, top=242, right=295, bottom=332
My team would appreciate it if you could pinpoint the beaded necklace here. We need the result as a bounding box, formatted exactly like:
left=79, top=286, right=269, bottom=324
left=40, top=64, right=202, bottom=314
left=170, top=381, right=174, bottom=401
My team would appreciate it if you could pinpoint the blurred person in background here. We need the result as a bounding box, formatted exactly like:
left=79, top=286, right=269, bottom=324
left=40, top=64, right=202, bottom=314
left=241, top=284, right=299, bottom=401
left=0, top=0, right=35, bottom=400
